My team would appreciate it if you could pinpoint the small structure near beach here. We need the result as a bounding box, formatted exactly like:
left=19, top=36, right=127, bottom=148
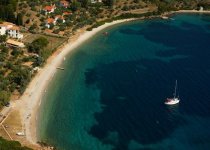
left=6, top=39, right=25, bottom=48
left=161, top=16, right=169, bottom=20
left=16, top=132, right=25, bottom=136
left=199, top=6, right=204, bottom=11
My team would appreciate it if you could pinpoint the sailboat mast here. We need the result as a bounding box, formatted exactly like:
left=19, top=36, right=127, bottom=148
left=174, top=80, right=177, bottom=98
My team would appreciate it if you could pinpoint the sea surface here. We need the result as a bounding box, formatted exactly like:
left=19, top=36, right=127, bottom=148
left=38, top=14, right=210, bottom=150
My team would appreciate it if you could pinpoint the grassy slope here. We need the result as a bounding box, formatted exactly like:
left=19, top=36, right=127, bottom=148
left=0, top=137, right=32, bottom=150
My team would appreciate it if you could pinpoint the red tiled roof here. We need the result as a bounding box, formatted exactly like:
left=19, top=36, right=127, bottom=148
left=55, top=15, right=62, bottom=18
left=0, top=22, right=14, bottom=27
left=47, top=18, right=55, bottom=24
left=60, top=0, right=69, bottom=6
left=44, top=5, right=55, bottom=11
left=55, top=15, right=64, bottom=20
left=10, top=26, right=20, bottom=30
left=63, top=11, right=72, bottom=15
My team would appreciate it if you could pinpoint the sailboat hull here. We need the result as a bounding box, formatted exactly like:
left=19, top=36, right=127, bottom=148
left=165, top=98, right=180, bottom=105
left=165, top=80, right=180, bottom=105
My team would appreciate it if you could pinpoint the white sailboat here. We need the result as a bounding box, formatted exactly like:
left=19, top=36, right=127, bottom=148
left=165, top=80, right=180, bottom=105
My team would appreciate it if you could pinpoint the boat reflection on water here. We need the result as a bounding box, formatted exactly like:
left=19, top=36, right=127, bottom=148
left=165, top=103, right=181, bottom=122
left=166, top=104, right=180, bottom=114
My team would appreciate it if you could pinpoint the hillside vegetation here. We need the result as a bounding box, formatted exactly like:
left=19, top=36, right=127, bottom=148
left=0, top=137, right=32, bottom=150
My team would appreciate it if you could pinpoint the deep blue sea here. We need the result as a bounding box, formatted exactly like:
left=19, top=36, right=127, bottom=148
left=38, top=14, right=210, bottom=150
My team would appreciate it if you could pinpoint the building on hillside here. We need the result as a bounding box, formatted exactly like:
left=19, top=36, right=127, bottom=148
left=60, top=0, right=69, bottom=8
left=91, top=0, right=102, bottom=3
left=6, top=39, right=25, bottom=48
left=63, top=11, right=72, bottom=16
left=43, top=4, right=56, bottom=15
left=0, top=22, right=23, bottom=39
left=0, top=22, right=14, bottom=35
left=55, top=15, right=65, bottom=23
left=0, top=25, right=7, bottom=35
left=7, top=26, right=23, bottom=39
left=45, top=18, right=56, bottom=28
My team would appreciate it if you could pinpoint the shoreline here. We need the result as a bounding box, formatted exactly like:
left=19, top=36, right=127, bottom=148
left=176, top=9, right=210, bottom=14
left=13, top=18, right=137, bottom=148
left=4, top=9, right=210, bottom=149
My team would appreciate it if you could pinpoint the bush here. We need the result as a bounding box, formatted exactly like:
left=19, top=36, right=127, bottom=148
left=28, top=37, right=49, bottom=54
left=31, top=6, right=36, bottom=11
left=0, top=137, right=32, bottom=150
left=25, top=19, right=30, bottom=24
left=33, top=56, right=44, bottom=67
left=0, top=35, right=7, bottom=43
left=29, top=23, right=38, bottom=33
left=53, top=29, right=60, bottom=34
left=11, top=48, right=20, bottom=57
left=134, top=0, right=140, bottom=3
left=1, top=46, right=9, bottom=54
left=0, top=91, right=10, bottom=105
left=122, top=5, right=129, bottom=11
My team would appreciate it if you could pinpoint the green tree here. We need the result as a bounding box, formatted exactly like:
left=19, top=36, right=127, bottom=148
left=71, top=0, right=81, bottom=11
left=0, top=35, right=7, bottom=43
left=7, top=4, right=16, bottom=23
left=104, top=0, right=115, bottom=7
left=1, top=45, right=9, bottom=54
left=10, top=0, right=17, bottom=11
left=28, top=37, right=49, bottom=54
left=16, top=13, right=23, bottom=26
left=80, top=0, right=89, bottom=8
left=49, top=23, right=54, bottom=29
left=29, top=23, right=38, bottom=32
left=0, top=90, right=10, bottom=105
left=11, top=48, right=20, bottom=57
left=8, top=66, right=31, bottom=94
left=0, top=0, right=17, bottom=22
left=0, top=5, right=6, bottom=20
left=0, top=137, right=32, bottom=150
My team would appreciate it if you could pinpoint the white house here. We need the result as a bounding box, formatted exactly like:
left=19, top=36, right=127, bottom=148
left=0, top=25, right=7, bottom=35
left=55, top=15, right=65, bottom=23
left=43, top=4, right=56, bottom=15
left=0, top=22, right=23, bottom=39
left=91, top=0, right=102, bottom=3
left=0, top=22, right=14, bottom=35
left=7, top=26, right=23, bottom=39
left=45, top=18, right=56, bottom=28
left=45, top=15, right=66, bottom=28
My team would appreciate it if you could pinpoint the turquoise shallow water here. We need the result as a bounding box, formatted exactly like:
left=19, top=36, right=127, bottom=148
left=38, top=14, right=210, bottom=150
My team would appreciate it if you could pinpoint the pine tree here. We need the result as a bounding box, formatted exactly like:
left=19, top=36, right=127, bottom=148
left=16, top=13, right=23, bottom=25
left=104, top=0, right=115, bottom=7
left=81, top=0, right=88, bottom=8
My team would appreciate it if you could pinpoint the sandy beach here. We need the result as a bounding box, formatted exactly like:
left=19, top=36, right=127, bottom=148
left=176, top=9, right=210, bottom=13
left=5, top=18, right=136, bottom=148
